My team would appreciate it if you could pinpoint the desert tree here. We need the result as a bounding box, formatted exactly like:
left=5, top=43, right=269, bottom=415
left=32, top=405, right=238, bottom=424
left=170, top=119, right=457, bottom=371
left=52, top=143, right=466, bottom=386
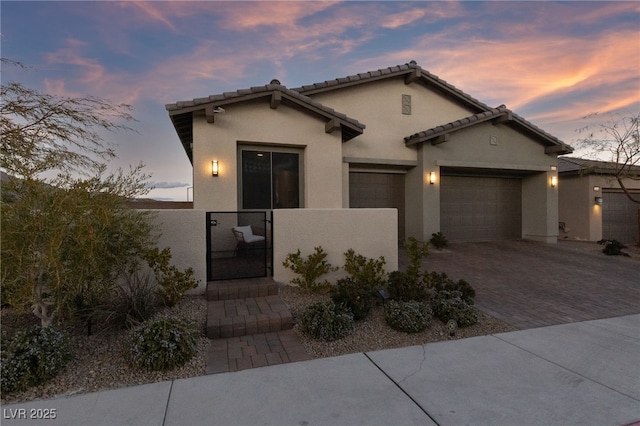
left=0, top=59, right=160, bottom=327
left=577, top=112, right=640, bottom=204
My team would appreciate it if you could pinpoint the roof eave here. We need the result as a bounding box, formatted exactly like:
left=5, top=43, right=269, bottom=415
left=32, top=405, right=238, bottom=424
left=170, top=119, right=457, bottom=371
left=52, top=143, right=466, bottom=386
left=166, top=87, right=365, bottom=158
left=294, top=62, right=492, bottom=114
left=405, top=108, right=573, bottom=155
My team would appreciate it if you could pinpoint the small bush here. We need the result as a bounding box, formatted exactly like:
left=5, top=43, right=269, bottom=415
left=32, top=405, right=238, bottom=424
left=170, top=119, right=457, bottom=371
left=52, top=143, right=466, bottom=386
left=145, top=248, right=199, bottom=307
left=1, top=326, right=72, bottom=394
left=430, top=232, right=448, bottom=249
left=404, top=237, right=429, bottom=280
left=342, top=249, right=387, bottom=291
left=384, top=300, right=432, bottom=333
left=425, top=272, right=475, bottom=303
left=431, top=290, right=479, bottom=327
left=101, top=270, right=160, bottom=330
left=130, top=316, right=198, bottom=371
left=386, top=270, right=429, bottom=302
left=330, top=277, right=374, bottom=321
left=299, top=301, right=354, bottom=341
left=283, top=247, right=338, bottom=294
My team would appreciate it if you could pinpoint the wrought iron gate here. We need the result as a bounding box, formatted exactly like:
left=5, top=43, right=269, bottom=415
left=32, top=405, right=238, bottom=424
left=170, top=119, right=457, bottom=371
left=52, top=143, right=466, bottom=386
left=206, top=211, right=272, bottom=281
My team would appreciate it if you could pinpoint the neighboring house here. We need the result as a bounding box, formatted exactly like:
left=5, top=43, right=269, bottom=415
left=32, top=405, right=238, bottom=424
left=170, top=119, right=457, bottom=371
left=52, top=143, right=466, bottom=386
left=166, top=61, right=573, bottom=244
left=558, top=157, right=640, bottom=244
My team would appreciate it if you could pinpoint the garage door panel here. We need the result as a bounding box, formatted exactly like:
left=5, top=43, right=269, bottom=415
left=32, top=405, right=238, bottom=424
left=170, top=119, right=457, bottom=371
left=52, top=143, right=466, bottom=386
left=441, top=175, right=522, bottom=242
left=602, top=191, right=639, bottom=244
left=350, top=172, right=405, bottom=240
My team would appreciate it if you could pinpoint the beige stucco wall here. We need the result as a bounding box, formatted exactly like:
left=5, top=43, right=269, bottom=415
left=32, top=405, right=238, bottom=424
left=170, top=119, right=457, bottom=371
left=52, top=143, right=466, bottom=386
left=187, top=77, right=564, bottom=246
left=311, top=78, right=474, bottom=164
left=192, top=100, right=344, bottom=211
left=522, top=172, right=559, bottom=243
left=149, top=209, right=207, bottom=293
left=311, top=77, right=476, bottom=235
left=407, top=122, right=560, bottom=242
left=559, top=173, right=640, bottom=241
left=272, top=209, right=398, bottom=285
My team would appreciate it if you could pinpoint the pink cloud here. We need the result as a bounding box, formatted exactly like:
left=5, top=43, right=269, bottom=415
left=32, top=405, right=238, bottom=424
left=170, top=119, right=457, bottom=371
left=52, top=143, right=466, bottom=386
left=357, top=24, right=638, bottom=122
left=211, top=1, right=340, bottom=30
left=35, top=1, right=639, bottom=141
left=126, top=2, right=178, bottom=32
left=381, top=9, right=426, bottom=29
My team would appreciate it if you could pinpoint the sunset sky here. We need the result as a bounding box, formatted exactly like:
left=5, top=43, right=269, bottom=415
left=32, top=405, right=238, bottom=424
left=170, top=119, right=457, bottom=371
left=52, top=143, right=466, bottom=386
left=2, top=1, right=639, bottom=200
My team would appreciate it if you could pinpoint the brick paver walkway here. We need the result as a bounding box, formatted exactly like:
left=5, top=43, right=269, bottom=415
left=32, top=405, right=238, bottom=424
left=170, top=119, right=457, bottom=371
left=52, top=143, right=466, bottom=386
left=206, top=330, right=310, bottom=374
left=207, top=296, right=292, bottom=338
left=409, top=240, right=640, bottom=330
left=205, top=278, right=310, bottom=375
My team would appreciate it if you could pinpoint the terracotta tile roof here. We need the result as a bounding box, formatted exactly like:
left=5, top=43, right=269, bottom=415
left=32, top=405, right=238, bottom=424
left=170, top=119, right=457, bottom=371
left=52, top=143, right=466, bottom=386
left=167, top=61, right=573, bottom=160
left=292, top=61, right=493, bottom=113
left=404, top=105, right=573, bottom=154
left=509, top=112, right=573, bottom=154
left=166, top=81, right=366, bottom=161
left=165, top=82, right=365, bottom=131
left=294, top=61, right=571, bottom=154
left=559, top=157, right=640, bottom=174
left=405, top=105, right=510, bottom=146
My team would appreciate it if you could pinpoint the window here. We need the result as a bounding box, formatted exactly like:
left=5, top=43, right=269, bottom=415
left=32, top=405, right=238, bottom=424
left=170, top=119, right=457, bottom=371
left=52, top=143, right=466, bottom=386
left=240, top=149, right=300, bottom=209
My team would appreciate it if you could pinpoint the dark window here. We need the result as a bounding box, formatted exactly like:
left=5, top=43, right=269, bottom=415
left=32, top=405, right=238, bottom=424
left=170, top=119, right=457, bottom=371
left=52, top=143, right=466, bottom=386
left=241, top=150, right=299, bottom=209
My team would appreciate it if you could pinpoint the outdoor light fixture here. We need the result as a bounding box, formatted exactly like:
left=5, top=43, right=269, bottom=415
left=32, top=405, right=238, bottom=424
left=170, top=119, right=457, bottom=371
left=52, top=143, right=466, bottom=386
left=429, top=171, right=436, bottom=185
left=595, top=196, right=603, bottom=205
left=212, top=160, right=219, bottom=177
left=551, top=176, right=557, bottom=188
left=593, top=186, right=601, bottom=192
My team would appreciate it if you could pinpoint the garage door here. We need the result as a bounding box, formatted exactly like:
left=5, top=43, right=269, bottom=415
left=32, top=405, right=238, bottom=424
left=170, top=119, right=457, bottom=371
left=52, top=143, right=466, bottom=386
left=441, top=176, right=522, bottom=242
left=349, top=172, right=405, bottom=240
left=602, top=191, right=640, bottom=244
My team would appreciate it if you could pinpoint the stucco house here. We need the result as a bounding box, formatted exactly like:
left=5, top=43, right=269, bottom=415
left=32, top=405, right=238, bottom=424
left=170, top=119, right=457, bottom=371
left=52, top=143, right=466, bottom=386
left=558, top=157, right=640, bottom=244
left=166, top=61, right=573, bottom=249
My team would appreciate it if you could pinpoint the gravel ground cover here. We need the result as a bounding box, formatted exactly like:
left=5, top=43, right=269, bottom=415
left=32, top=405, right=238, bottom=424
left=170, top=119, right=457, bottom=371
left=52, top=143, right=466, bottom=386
left=2, top=242, right=635, bottom=405
left=1, top=283, right=515, bottom=405
left=1, top=295, right=209, bottom=405
left=279, top=285, right=516, bottom=359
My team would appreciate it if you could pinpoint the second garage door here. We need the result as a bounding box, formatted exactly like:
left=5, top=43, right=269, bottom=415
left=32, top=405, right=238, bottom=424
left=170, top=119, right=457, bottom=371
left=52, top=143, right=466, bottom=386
left=602, top=190, right=640, bottom=244
left=441, top=175, right=522, bottom=242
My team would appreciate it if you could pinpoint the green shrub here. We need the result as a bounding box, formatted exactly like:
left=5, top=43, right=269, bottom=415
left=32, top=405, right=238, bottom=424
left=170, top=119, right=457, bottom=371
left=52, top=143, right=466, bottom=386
left=384, top=300, right=432, bottom=333
left=404, top=237, right=429, bottom=280
left=330, top=277, right=374, bottom=321
left=145, top=248, right=199, bottom=307
left=386, top=270, right=429, bottom=302
left=430, top=232, right=448, bottom=249
left=431, top=290, right=479, bottom=327
left=425, top=272, right=475, bottom=303
left=1, top=326, right=72, bottom=394
left=130, top=317, right=198, bottom=371
left=342, top=249, right=387, bottom=291
left=299, top=301, right=354, bottom=341
left=283, top=246, right=338, bottom=294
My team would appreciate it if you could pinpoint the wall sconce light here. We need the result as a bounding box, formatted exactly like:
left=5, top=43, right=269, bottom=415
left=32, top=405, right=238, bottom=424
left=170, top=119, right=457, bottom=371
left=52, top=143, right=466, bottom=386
left=429, top=171, right=436, bottom=185
left=212, top=160, right=219, bottom=177
left=594, top=196, right=603, bottom=205
left=550, top=176, right=557, bottom=188
left=593, top=186, right=601, bottom=192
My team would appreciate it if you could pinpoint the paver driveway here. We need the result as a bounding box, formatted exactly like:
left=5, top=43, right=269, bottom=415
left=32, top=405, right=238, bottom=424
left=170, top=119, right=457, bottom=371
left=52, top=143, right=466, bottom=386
left=404, top=240, right=640, bottom=329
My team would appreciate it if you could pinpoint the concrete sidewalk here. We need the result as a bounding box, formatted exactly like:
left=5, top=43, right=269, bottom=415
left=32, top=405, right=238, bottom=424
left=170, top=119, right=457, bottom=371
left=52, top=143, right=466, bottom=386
left=3, top=315, right=639, bottom=426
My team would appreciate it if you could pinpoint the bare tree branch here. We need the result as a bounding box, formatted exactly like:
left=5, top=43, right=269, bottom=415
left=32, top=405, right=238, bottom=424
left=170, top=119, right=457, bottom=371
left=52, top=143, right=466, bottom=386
left=1, top=61, right=137, bottom=179
left=577, top=112, right=640, bottom=204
